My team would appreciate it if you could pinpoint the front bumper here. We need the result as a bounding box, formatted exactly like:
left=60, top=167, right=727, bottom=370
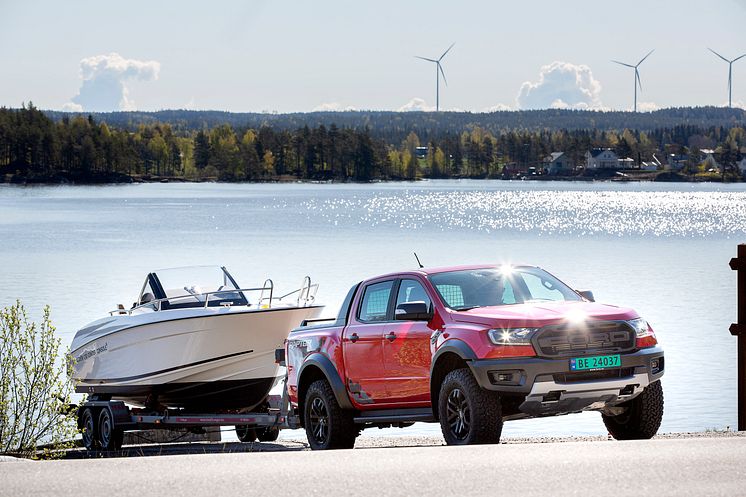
left=468, top=346, right=664, bottom=415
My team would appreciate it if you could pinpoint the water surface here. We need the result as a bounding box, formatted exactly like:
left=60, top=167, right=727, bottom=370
left=0, top=180, right=742, bottom=438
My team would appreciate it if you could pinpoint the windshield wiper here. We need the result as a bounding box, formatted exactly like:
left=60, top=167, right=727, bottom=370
left=454, top=305, right=482, bottom=311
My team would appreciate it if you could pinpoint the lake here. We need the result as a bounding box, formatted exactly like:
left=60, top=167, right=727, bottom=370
left=0, top=180, right=744, bottom=439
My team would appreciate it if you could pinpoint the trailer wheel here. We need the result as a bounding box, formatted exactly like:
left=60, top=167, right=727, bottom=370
left=257, top=426, right=280, bottom=442
left=235, top=425, right=257, bottom=443
left=303, top=379, right=357, bottom=450
left=80, top=408, right=98, bottom=450
left=98, top=408, right=123, bottom=451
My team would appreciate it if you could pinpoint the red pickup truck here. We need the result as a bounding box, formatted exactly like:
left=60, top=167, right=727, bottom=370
left=285, top=264, right=664, bottom=449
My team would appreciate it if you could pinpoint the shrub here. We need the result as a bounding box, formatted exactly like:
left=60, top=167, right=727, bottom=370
left=0, top=302, right=77, bottom=457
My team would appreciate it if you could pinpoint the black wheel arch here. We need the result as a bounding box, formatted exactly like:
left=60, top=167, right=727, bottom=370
left=297, top=353, right=353, bottom=425
left=430, top=340, right=478, bottom=419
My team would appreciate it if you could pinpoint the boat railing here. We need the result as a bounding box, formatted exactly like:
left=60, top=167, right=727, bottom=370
left=110, top=277, right=318, bottom=315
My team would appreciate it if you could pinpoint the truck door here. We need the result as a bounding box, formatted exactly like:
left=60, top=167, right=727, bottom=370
left=381, top=278, right=434, bottom=405
left=342, top=279, right=394, bottom=407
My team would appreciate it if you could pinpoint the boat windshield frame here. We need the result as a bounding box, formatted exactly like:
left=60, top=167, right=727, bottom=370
left=138, top=266, right=249, bottom=310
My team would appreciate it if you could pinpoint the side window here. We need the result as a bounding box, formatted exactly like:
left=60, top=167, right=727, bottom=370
left=396, top=279, right=431, bottom=308
left=519, top=272, right=564, bottom=301
left=358, top=280, right=394, bottom=322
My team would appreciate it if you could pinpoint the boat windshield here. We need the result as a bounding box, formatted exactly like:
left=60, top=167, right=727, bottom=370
left=145, top=266, right=248, bottom=309
left=428, top=266, right=581, bottom=311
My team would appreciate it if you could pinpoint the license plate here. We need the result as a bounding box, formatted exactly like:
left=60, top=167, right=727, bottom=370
left=570, top=354, right=621, bottom=371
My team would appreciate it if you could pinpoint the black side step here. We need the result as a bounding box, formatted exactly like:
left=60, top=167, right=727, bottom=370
left=353, top=408, right=434, bottom=424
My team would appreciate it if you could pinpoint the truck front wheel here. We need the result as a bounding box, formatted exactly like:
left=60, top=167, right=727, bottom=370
left=602, top=380, right=664, bottom=440
left=304, top=379, right=357, bottom=450
left=438, top=368, right=503, bottom=445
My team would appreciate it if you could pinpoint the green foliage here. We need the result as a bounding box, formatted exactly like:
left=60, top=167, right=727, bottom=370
left=0, top=104, right=745, bottom=183
left=0, top=302, right=77, bottom=458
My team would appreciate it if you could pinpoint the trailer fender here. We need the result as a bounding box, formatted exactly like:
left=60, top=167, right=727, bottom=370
left=298, top=354, right=353, bottom=410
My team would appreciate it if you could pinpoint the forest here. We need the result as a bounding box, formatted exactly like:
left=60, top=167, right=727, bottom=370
left=1, top=103, right=745, bottom=183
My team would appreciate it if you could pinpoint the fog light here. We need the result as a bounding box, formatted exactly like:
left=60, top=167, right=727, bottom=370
left=488, top=370, right=523, bottom=385
left=651, top=357, right=663, bottom=374
left=496, top=373, right=512, bottom=382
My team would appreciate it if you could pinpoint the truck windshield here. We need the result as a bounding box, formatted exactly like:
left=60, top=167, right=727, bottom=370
left=428, top=267, right=581, bottom=310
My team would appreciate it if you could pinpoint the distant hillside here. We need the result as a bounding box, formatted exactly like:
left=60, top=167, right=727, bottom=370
left=43, top=107, right=746, bottom=143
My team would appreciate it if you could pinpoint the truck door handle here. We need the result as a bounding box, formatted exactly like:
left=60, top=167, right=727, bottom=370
left=385, top=332, right=397, bottom=342
left=349, top=333, right=359, bottom=343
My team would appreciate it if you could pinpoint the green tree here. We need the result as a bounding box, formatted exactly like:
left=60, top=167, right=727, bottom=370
left=0, top=302, right=77, bottom=458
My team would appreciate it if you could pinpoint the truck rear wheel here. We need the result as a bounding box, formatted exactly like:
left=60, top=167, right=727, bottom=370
left=602, top=380, right=664, bottom=440
left=304, top=379, right=357, bottom=450
left=438, top=368, right=503, bottom=446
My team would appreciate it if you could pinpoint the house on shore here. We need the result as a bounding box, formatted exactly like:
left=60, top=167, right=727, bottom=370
left=700, top=149, right=720, bottom=171
left=617, top=157, right=635, bottom=169
left=585, top=148, right=619, bottom=169
left=738, top=157, right=746, bottom=178
left=542, top=152, right=573, bottom=175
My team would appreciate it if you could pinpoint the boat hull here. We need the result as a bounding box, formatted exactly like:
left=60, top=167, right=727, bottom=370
left=71, top=305, right=323, bottom=411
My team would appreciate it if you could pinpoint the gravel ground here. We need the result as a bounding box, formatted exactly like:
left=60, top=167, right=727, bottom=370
left=27, top=429, right=742, bottom=459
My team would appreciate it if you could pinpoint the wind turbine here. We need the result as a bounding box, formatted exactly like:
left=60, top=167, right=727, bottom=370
left=415, top=42, right=455, bottom=112
left=612, top=49, right=655, bottom=112
left=708, top=48, right=746, bottom=108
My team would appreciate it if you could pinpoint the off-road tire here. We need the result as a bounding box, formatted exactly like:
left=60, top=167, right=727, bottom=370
left=438, top=368, right=503, bottom=445
left=257, top=426, right=280, bottom=442
left=602, top=380, right=664, bottom=440
left=235, top=425, right=257, bottom=443
left=304, top=379, right=357, bottom=450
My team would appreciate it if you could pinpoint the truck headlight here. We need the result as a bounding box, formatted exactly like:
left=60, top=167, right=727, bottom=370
left=487, top=328, right=538, bottom=345
left=628, top=317, right=658, bottom=347
left=628, top=318, right=651, bottom=337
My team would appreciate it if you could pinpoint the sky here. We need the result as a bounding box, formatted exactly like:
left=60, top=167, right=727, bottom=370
left=1, top=0, right=745, bottom=113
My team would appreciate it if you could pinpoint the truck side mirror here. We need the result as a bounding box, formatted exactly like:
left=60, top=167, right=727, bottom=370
left=395, top=301, right=431, bottom=321
left=577, top=290, right=595, bottom=302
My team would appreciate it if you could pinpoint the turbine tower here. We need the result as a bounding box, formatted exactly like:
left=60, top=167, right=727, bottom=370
left=708, top=48, right=746, bottom=108
left=415, top=42, right=455, bottom=112
left=612, top=49, right=655, bottom=112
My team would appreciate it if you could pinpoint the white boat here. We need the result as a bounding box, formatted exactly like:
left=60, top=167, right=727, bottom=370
left=70, top=266, right=323, bottom=412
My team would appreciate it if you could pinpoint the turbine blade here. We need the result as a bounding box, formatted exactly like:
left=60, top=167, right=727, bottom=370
left=612, top=60, right=635, bottom=68
left=733, top=53, right=746, bottom=63
left=729, top=67, right=732, bottom=91
left=438, top=42, right=455, bottom=61
left=415, top=56, right=438, bottom=63
left=708, top=48, right=730, bottom=63
left=636, top=69, right=643, bottom=92
left=438, top=62, right=448, bottom=86
left=637, top=49, right=655, bottom=66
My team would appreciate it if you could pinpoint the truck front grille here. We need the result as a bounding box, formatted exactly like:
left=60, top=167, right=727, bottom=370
left=533, top=320, right=635, bottom=358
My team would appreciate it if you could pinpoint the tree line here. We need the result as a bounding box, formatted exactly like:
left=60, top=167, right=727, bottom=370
left=1, top=103, right=744, bottom=183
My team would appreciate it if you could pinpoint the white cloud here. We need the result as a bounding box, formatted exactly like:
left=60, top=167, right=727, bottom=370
left=398, top=97, right=434, bottom=112
left=61, top=102, right=83, bottom=112
left=65, top=52, right=160, bottom=112
left=483, top=103, right=513, bottom=112
left=517, top=61, right=603, bottom=110
left=636, top=101, right=660, bottom=112
left=312, top=102, right=357, bottom=112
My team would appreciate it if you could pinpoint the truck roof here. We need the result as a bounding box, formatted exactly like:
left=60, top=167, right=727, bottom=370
left=368, top=263, right=535, bottom=280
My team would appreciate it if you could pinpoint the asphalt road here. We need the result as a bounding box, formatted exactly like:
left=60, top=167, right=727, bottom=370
left=2, top=437, right=745, bottom=497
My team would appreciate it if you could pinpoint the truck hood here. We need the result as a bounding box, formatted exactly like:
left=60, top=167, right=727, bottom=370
left=448, top=300, right=638, bottom=328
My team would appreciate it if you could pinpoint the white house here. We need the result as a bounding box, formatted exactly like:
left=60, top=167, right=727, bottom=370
left=542, top=152, right=573, bottom=175
left=738, top=157, right=746, bottom=177
left=700, top=149, right=720, bottom=171
left=617, top=157, right=635, bottom=169
left=585, top=148, right=619, bottom=169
